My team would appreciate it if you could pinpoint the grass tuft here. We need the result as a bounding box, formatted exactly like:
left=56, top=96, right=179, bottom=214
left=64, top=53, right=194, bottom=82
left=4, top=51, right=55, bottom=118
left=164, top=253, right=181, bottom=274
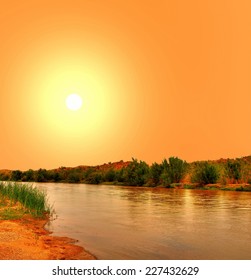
left=0, top=208, right=26, bottom=220
left=0, top=181, right=51, bottom=217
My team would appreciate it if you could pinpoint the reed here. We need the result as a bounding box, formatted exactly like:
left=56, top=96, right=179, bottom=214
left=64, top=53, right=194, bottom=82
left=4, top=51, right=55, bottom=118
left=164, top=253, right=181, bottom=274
left=0, top=181, right=50, bottom=217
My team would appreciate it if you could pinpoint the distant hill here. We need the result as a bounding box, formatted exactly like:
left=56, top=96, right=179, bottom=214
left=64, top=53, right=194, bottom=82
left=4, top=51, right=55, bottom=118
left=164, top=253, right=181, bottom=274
left=52, top=160, right=131, bottom=172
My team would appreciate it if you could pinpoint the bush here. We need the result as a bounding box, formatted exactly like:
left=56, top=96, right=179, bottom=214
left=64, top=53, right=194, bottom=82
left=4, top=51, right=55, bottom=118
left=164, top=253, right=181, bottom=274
left=148, top=162, right=163, bottom=186
left=192, top=162, right=220, bottom=185
left=85, top=172, right=103, bottom=184
left=116, top=168, right=126, bottom=183
left=35, top=169, right=48, bottom=182
left=168, top=157, right=188, bottom=183
left=11, top=170, right=23, bottom=181
left=160, top=157, right=188, bottom=186
left=160, top=170, right=171, bottom=187
left=0, top=173, right=10, bottom=181
left=21, top=169, right=35, bottom=182
left=123, top=158, right=150, bottom=186
left=104, top=169, right=117, bottom=182
left=68, top=172, right=81, bottom=183
left=225, top=160, right=242, bottom=183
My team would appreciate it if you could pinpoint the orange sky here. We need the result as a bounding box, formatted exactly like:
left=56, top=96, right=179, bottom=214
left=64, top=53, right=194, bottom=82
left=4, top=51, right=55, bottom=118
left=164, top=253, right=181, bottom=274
left=1, top=0, right=251, bottom=170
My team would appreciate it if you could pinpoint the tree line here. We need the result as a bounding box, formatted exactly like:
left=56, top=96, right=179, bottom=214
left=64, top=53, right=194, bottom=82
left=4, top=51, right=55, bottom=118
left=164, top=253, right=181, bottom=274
left=1, top=156, right=251, bottom=187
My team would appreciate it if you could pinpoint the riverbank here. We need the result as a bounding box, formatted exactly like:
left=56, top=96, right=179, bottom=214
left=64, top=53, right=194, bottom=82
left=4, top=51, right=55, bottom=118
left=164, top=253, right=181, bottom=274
left=0, top=215, right=96, bottom=260
left=0, top=204, right=96, bottom=260
left=101, top=181, right=251, bottom=192
left=0, top=181, right=96, bottom=260
left=167, top=183, right=251, bottom=192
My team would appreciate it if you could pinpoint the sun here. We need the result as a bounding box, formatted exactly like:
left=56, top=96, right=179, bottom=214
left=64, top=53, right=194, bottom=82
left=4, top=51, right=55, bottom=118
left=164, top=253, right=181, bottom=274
left=65, top=94, right=82, bottom=111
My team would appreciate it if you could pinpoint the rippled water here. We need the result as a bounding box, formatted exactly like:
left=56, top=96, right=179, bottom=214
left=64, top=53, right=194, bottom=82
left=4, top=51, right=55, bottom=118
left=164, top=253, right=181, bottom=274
left=35, top=183, right=251, bottom=260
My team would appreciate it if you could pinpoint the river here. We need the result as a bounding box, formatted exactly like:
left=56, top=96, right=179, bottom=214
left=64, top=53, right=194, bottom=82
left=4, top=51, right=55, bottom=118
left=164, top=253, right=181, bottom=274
left=35, top=183, right=251, bottom=260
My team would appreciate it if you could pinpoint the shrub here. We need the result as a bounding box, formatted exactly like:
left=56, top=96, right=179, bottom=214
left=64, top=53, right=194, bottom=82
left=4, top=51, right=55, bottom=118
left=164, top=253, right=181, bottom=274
left=11, top=170, right=23, bottom=181
left=160, top=157, right=188, bottom=186
left=116, top=168, right=126, bottom=183
left=35, top=169, right=48, bottom=182
left=85, top=172, right=103, bottom=184
left=225, top=160, right=242, bottom=183
left=192, top=162, right=220, bottom=185
left=21, top=169, right=35, bottom=182
left=104, top=169, right=117, bottom=182
left=123, top=158, right=150, bottom=186
left=0, top=173, right=10, bottom=181
left=167, top=157, right=188, bottom=183
left=68, top=172, right=81, bottom=183
left=148, top=162, right=163, bottom=186
left=160, top=170, right=171, bottom=187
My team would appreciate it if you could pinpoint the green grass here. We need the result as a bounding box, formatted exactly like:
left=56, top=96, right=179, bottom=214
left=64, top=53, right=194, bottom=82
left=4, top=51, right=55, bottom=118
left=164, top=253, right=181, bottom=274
left=0, top=208, right=26, bottom=220
left=0, top=181, right=51, bottom=217
left=0, top=197, right=7, bottom=207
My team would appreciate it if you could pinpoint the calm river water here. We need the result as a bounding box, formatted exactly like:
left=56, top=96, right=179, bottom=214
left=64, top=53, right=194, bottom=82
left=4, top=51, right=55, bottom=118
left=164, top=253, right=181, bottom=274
left=35, top=183, right=251, bottom=260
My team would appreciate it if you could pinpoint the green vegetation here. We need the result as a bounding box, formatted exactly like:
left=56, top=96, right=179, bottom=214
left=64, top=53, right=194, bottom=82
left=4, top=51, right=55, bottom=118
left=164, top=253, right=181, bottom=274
left=0, top=182, right=50, bottom=217
left=191, top=162, right=220, bottom=185
left=235, top=185, right=251, bottom=192
left=0, top=207, right=26, bottom=220
left=122, top=158, right=149, bottom=186
left=1, top=156, right=251, bottom=191
left=161, top=157, right=188, bottom=187
left=148, top=162, right=163, bottom=186
left=225, top=160, right=242, bottom=183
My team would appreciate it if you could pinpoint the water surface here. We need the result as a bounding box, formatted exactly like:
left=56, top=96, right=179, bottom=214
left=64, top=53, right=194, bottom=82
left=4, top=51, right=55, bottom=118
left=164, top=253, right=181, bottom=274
left=36, top=183, right=251, bottom=260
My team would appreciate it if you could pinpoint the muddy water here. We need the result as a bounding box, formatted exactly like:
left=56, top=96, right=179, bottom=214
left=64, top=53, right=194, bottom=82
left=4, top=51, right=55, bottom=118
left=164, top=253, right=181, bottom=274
left=36, top=183, right=251, bottom=260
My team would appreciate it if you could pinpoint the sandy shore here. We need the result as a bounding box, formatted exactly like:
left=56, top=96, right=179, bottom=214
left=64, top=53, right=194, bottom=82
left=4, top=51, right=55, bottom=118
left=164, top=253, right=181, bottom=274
left=0, top=216, right=96, bottom=260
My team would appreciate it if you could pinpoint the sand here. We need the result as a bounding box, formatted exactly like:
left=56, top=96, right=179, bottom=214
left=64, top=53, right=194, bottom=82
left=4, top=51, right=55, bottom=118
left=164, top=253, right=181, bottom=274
left=0, top=217, right=96, bottom=260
